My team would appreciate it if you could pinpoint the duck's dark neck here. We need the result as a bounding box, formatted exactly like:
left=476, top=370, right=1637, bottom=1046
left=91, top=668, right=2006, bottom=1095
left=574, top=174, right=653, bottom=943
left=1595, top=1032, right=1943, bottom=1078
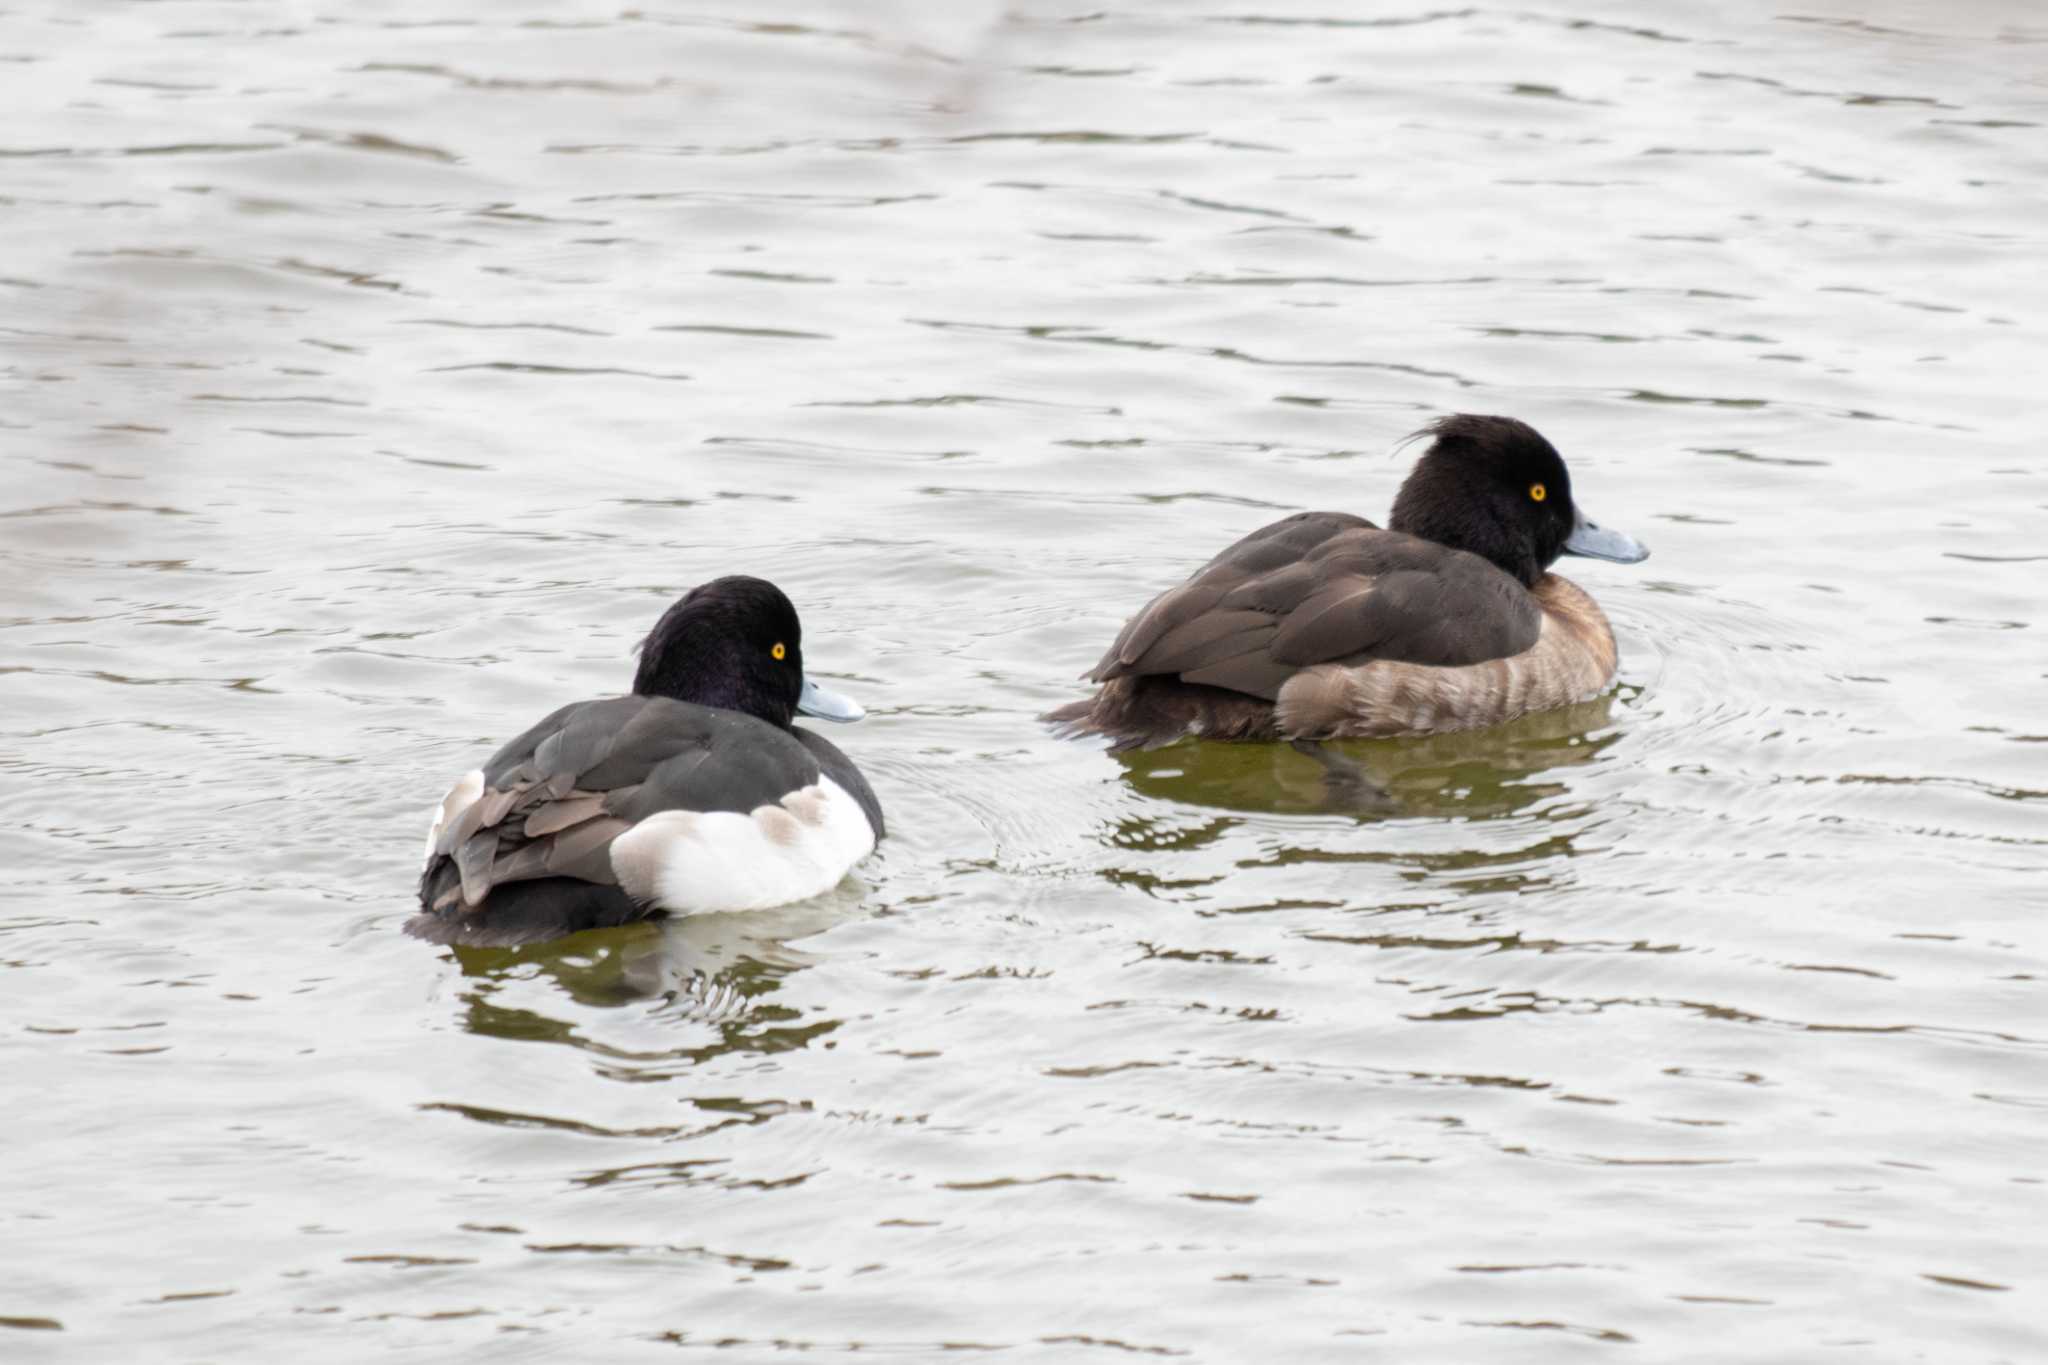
left=634, top=644, right=794, bottom=728
left=1388, top=495, right=1546, bottom=586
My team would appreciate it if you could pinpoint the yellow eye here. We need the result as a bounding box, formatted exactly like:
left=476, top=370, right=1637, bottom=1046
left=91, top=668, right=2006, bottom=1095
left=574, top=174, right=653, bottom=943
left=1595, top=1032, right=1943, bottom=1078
left=771, top=642, right=787, bottom=661
left=1530, top=483, right=1547, bottom=502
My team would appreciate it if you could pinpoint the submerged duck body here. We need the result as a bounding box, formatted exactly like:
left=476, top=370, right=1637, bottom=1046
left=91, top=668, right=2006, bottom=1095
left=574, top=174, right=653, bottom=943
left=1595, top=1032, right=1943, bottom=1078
left=411, top=576, right=882, bottom=947
left=1049, top=415, right=1649, bottom=751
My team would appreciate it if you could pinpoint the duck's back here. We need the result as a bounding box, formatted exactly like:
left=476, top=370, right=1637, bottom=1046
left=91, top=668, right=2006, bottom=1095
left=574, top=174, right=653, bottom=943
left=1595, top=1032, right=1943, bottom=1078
left=1092, top=511, right=1541, bottom=693
left=413, top=695, right=881, bottom=944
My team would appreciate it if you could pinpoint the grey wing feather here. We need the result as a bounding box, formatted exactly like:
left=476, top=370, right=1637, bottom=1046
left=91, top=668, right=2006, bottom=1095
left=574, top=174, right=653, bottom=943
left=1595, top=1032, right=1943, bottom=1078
left=475, top=786, right=518, bottom=829
left=540, top=815, right=633, bottom=882
left=454, top=831, right=497, bottom=908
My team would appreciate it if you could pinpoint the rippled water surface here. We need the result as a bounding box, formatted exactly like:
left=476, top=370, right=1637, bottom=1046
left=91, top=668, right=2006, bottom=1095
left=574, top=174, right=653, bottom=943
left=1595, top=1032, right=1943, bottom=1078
left=6, top=0, right=2046, bottom=1358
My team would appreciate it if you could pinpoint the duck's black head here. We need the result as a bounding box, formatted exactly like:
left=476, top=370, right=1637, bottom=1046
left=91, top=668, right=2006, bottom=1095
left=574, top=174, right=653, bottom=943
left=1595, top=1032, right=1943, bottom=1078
left=632, top=575, right=863, bottom=728
left=1389, top=414, right=1648, bottom=586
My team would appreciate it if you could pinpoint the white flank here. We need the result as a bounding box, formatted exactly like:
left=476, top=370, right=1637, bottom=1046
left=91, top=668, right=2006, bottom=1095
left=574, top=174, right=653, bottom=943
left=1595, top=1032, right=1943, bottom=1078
left=607, top=776, right=877, bottom=915
left=423, top=769, right=484, bottom=861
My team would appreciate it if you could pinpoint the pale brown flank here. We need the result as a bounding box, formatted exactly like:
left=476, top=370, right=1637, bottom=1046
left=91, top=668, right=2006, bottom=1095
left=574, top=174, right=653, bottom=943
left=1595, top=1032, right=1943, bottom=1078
left=1274, top=574, right=1618, bottom=739
left=755, top=805, right=804, bottom=847
left=781, top=786, right=832, bottom=829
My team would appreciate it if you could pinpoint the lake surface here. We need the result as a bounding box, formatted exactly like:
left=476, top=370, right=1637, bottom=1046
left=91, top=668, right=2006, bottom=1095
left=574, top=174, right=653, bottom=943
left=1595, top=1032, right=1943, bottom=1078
left=5, top=0, right=2044, bottom=1358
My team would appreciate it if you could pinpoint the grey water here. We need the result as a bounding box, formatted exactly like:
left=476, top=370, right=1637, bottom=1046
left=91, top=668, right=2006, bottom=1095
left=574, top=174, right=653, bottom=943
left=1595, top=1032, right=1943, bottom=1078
left=4, top=1, right=2045, bottom=1359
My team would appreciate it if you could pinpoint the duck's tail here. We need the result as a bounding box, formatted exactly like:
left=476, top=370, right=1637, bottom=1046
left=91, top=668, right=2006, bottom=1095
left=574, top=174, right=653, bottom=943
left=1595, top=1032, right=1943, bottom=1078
left=405, top=878, right=651, bottom=948
left=1043, top=677, right=1281, bottom=753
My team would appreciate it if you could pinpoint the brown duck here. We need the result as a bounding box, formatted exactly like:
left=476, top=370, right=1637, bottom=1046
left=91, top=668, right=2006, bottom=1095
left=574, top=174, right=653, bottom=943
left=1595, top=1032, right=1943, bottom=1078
left=1049, top=415, right=1650, bottom=752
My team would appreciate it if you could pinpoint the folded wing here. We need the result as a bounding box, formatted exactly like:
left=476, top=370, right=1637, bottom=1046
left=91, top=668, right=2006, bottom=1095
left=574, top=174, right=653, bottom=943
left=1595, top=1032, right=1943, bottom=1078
left=419, top=696, right=819, bottom=915
left=1090, top=511, right=1542, bottom=700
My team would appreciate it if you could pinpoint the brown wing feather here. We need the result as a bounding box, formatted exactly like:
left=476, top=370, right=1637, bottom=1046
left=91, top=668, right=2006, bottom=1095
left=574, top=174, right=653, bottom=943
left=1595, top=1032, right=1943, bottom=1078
left=1135, top=609, right=1278, bottom=675
left=1091, top=512, right=1374, bottom=679
left=427, top=774, right=632, bottom=912
left=523, top=793, right=608, bottom=838
left=1179, top=651, right=1298, bottom=699
left=1265, top=577, right=1384, bottom=664
left=1088, top=512, right=1541, bottom=700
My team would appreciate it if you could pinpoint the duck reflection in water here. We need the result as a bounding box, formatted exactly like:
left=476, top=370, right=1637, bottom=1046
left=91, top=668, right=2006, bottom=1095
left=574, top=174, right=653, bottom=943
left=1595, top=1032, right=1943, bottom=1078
left=443, top=885, right=869, bottom=1044
left=1110, top=692, right=1622, bottom=820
